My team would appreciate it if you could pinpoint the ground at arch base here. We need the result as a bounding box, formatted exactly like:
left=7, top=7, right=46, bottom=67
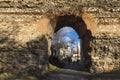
left=43, top=69, right=120, bottom=80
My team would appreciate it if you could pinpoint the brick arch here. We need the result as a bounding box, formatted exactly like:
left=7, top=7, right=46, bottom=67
left=48, top=13, right=98, bottom=71
left=45, top=7, right=99, bottom=34
left=41, top=10, right=99, bottom=71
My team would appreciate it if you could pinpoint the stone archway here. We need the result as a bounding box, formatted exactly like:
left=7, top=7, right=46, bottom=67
left=39, top=9, right=99, bottom=72
left=46, top=14, right=97, bottom=71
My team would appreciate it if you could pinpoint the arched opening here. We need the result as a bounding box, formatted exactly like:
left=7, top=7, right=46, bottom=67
left=49, top=15, right=93, bottom=71
left=50, top=26, right=83, bottom=70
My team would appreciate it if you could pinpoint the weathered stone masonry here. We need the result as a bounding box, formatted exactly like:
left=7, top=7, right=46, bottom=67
left=91, top=34, right=120, bottom=73
left=0, top=0, right=120, bottom=79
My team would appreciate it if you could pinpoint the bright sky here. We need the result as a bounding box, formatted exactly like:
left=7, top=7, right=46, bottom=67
left=53, top=26, right=80, bottom=51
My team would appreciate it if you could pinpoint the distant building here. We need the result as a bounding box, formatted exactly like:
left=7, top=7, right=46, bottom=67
left=71, top=41, right=81, bottom=62
left=77, top=41, right=81, bottom=60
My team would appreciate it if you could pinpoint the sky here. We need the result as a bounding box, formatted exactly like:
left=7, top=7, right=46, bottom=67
left=52, top=26, right=80, bottom=51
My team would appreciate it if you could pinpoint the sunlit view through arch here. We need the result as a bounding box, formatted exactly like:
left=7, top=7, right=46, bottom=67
left=49, top=26, right=84, bottom=70
left=52, top=26, right=80, bottom=52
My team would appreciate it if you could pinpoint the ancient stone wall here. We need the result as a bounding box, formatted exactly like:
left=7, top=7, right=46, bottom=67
left=0, top=0, right=120, bottom=79
left=91, top=34, right=120, bottom=73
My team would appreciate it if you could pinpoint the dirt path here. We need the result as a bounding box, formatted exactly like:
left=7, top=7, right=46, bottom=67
left=44, top=69, right=120, bottom=80
left=44, top=69, right=90, bottom=80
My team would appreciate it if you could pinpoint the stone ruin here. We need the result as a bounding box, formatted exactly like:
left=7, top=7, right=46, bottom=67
left=0, top=0, right=120, bottom=79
